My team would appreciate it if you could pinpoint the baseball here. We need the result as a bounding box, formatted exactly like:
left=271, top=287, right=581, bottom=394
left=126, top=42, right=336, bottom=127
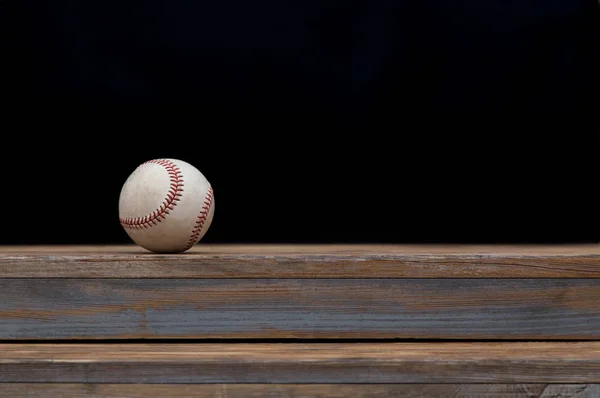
left=118, top=158, right=215, bottom=253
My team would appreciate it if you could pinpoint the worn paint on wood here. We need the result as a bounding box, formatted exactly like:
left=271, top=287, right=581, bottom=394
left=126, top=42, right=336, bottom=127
left=0, top=244, right=599, bottom=278
left=1, top=343, right=600, bottom=383
left=1, top=278, right=599, bottom=339
left=2, top=383, right=596, bottom=397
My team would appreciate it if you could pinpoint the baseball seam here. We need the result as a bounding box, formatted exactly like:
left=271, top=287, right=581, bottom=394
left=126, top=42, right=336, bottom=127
left=185, top=185, right=214, bottom=250
left=119, top=159, right=184, bottom=230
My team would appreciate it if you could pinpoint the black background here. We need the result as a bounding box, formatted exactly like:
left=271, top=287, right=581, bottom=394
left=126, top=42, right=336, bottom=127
left=2, top=0, right=598, bottom=245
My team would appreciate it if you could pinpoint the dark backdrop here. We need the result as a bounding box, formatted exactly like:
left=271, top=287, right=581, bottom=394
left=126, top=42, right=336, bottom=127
left=2, top=0, right=598, bottom=245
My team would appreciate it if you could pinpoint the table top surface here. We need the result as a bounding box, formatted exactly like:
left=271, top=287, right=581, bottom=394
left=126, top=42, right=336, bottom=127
left=1, top=243, right=600, bottom=256
left=0, top=244, right=599, bottom=278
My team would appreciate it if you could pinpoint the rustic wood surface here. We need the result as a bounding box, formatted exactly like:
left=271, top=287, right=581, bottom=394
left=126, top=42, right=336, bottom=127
left=1, top=383, right=597, bottom=397
left=1, top=245, right=598, bottom=390
left=0, top=244, right=599, bottom=278
left=1, top=342, right=600, bottom=383
left=1, top=277, right=600, bottom=339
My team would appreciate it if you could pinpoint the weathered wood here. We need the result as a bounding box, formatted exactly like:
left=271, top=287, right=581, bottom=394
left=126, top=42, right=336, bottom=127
left=1, top=342, right=600, bottom=383
left=3, top=383, right=595, bottom=397
left=1, top=278, right=599, bottom=339
left=539, top=385, right=600, bottom=397
left=0, top=244, right=599, bottom=278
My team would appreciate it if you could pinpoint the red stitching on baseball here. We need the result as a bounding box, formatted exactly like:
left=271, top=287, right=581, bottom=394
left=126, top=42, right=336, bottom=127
left=185, top=185, right=214, bottom=250
left=119, top=159, right=184, bottom=230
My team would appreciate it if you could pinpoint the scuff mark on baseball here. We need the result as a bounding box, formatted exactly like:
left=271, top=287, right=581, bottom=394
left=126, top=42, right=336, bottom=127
left=118, top=158, right=215, bottom=253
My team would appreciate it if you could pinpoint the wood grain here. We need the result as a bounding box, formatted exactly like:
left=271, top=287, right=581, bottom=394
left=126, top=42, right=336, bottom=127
left=1, top=278, right=599, bottom=339
left=1, top=342, right=600, bottom=383
left=2, top=383, right=597, bottom=397
left=0, top=244, right=599, bottom=278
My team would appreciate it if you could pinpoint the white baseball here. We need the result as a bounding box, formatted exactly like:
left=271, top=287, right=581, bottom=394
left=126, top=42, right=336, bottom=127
left=118, top=158, right=215, bottom=253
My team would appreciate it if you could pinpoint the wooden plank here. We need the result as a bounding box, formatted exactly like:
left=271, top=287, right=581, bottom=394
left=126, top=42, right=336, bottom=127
left=1, top=342, right=600, bottom=383
left=3, top=383, right=594, bottom=397
left=0, top=244, right=599, bottom=278
left=2, top=278, right=600, bottom=339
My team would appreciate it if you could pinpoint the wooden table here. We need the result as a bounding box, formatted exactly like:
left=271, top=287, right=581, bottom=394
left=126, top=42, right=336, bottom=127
left=1, top=244, right=600, bottom=397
